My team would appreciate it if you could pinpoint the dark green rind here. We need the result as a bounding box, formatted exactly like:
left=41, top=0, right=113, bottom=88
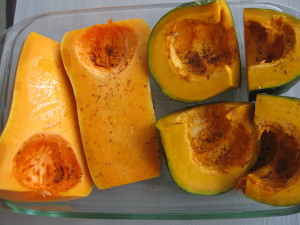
left=178, top=0, right=216, bottom=8
left=148, top=0, right=217, bottom=104
left=151, top=78, right=235, bottom=104
left=157, top=125, right=233, bottom=195
left=155, top=81, right=235, bottom=103
left=148, top=0, right=239, bottom=103
left=249, top=75, right=300, bottom=102
left=168, top=162, right=235, bottom=196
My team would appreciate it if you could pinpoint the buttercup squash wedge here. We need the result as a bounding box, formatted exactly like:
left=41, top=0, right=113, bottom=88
left=61, top=19, right=161, bottom=190
left=237, top=94, right=300, bottom=206
left=148, top=0, right=240, bottom=102
left=0, top=32, right=93, bottom=202
left=244, top=9, right=300, bottom=100
left=156, top=102, right=259, bottom=195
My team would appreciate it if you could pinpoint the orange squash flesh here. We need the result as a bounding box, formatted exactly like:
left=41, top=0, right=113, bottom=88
left=156, top=102, right=259, bottom=195
left=0, top=32, right=93, bottom=202
left=244, top=9, right=300, bottom=100
left=237, top=94, right=300, bottom=206
left=61, top=19, right=161, bottom=190
left=148, top=0, right=240, bottom=102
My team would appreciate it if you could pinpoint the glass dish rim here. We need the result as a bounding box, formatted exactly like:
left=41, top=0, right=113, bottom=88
left=1, top=0, right=300, bottom=220
left=0, top=199, right=300, bottom=220
left=1, top=198, right=300, bottom=220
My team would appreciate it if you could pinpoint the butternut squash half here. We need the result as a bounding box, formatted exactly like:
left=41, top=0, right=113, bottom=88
left=148, top=0, right=240, bottom=102
left=0, top=32, right=93, bottom=202
left=61, top=19, right=161, bottom=190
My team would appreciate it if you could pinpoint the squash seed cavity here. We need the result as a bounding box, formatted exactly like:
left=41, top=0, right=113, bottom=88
left=13, top=133, right=82, bottom=196
left=252, top=124, right=300, bottom=190
left=164, top=11, right=236, bottom=81
left=78, top=21, right=137, bottom=75
left=185, top=105, right=255, bottom=172
left=245, top=16, right=296, bottom=67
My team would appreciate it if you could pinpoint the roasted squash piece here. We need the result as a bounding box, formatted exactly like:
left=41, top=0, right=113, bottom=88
left=0, top=32, right=93, bottom=202
left=237, top=94, right=300, bottom=206
left=148, top=0, right=240, bottom=102
left=244, top=9, right=300, bottom=100
left=61, top=19, right=161, bottom=190
left=156, top=102, right=259, bottom=195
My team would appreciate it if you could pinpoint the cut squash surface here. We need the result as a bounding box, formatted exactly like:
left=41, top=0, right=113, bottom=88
left=237, top=94, right=300, bottom=206
left=244, top=9, right=300, bottom=99
left=148, top=0, right=240, bottom=102
left=156, top=102, right=259, bottom=195
left=0, top=32, right=93, bottom=202
left=61, top=19, right=161, bottom=190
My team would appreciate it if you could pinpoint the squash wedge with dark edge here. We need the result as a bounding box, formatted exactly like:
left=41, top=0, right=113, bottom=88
left=237, top=94, right=300, bottom=206
left=61, top=19, right=161, bottom=190
left=148, top=0, right=240, bottom=102
left=156, top=102, right=259, bottom=195
left=244, top=9, right=300, bottom=100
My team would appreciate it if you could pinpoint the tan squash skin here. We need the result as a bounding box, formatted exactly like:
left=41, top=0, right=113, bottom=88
left=0, top=32, right=93, bottom=202
left=61, top=19, right=161, bottom=190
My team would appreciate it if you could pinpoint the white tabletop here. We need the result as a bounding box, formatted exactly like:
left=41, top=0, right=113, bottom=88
left=1, top=0, right=300, bottom=224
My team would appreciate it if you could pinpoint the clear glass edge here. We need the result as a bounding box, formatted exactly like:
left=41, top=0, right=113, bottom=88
left=2, top=198, right=300, bottom=220
left=1, top=0, right=300, bottom=220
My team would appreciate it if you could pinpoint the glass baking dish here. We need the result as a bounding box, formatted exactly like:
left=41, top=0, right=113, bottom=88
left=1, top=0, right=300, bottom=220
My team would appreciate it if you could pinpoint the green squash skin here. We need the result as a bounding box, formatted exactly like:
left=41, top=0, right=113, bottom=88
left=167, top=161, right=236, bottom=195
left=167, top=160, right=235, bottom=195
left=147, top=0, right=240, bottom=103
left=178, top=0, right=216, bottom=8
left=148, top=1, right=217, bottom=104
left=157, top=123, right=233, bottom=195
left=249, top=76, right=300, bottom=102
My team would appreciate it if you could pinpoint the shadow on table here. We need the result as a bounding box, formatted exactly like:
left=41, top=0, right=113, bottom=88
left=6, top=0, right=16, bottom=29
